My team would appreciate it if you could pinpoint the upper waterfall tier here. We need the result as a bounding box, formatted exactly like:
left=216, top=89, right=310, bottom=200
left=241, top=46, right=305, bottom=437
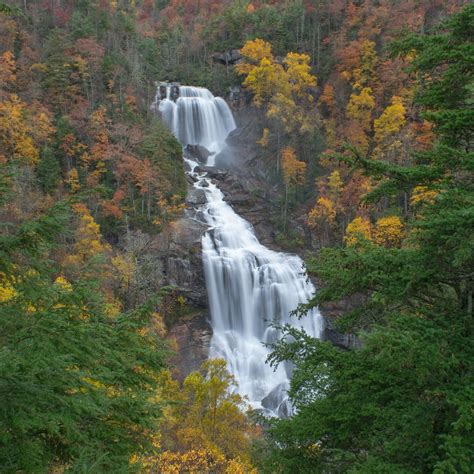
left=154, top=85, right=236, bottom=158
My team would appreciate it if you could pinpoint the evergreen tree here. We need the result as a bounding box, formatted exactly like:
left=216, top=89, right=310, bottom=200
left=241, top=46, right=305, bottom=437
left=0, top=204, right=168, bottom=472
left=260, top=6, right=474, bottom=473
left=36, top=147, right=61, bottom=194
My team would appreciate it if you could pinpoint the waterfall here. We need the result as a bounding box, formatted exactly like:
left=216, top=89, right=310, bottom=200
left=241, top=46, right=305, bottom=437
left=156, top=84, right=323, bottom=417
left=153, top=84, right=236, bottom=164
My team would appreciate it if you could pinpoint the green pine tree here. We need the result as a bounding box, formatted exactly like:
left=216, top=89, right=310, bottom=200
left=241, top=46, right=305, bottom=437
left=0, top=203, right=168, bottom=472
left=260, top=6, right=474, bottom=473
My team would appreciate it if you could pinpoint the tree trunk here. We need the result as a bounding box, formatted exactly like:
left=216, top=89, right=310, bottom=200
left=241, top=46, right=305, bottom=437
left=277, top=130, right=281, bottom=173
left=317, top=23, right=321, bottom=71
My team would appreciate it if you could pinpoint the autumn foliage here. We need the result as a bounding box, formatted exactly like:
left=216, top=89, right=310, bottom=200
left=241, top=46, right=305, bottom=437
left=1, top=0, right=471, bottom=471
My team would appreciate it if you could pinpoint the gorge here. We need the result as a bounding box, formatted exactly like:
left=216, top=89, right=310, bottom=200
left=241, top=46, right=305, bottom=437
left=154, top=84, right=324, bottom=416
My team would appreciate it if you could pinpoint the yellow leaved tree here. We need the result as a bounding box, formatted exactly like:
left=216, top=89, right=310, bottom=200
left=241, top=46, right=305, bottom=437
left=153, top=448, right=256, bottom=474
left=346, top=87, right=375, bottom=126
left=238, top=39, right=316, bottom=109
left=373, top=215, right=404, bottom=247
left=345, top=86, right=375, bottom=154
left=64, top=204, right=111, bottom=274
left=344, top=216, right=372, bottom=246
left=240, top=56, right=289, bottom=107
left=155, top=359, right=258, bottom=471
left=374, top=96, right=406, bottom=144
left=0, top=51, right=16, bottom=91
left=328, top=170, right=344, bottom=200
left=373, top=95, right=408, bottom=164
left=352, top=40, right=377, bottom=91
left=0, top=273, right=16, bottom=302
left=235, top=38, right=274, bottom=75
left=282, top=146, right=306, bottom=218
left=307, top=196, right=338, bottom=247
left=284, top=52, right=316, bottom=100
left=0, top=95, right=40, bottom=165
left=410, top=185, right=438, bottom=208
left=237, top=39, right=317, bottom=173
left=282, top=147, right=306, bottom=189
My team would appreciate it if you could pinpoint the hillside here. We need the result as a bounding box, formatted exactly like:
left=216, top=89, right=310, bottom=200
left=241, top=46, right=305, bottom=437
left=0, top=1, right=472, bottom=472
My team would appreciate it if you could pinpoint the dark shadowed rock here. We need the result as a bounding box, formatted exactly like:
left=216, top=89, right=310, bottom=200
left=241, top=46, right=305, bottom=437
left=156, top=214, right=209, bottom=307
left=211, top=49, right=242, bottom=65
left=261, top=383, right=292, bottom=418
left=223, top=193, right=254, bottom=205
left=196, top=166, right=228, bottom=180
left=156, top=212, right=212, bottom=379
left=168, top=314, right=212, bottom=380
left=185, top=174, right=198, bottom=185
left=322, top=316, right=362, bottom=350
left=184, top=144, right=213, bottom=164
left=319, top=294, right=364, bottom=350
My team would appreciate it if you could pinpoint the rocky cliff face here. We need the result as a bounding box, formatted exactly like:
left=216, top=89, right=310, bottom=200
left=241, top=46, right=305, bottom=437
left=167, top=313, right=212, bottom=380
left=156, top=209, right=212, bottom=377
left=212, top=106, right=287, bottom=248
left=159, top=215, right=209, bottom=307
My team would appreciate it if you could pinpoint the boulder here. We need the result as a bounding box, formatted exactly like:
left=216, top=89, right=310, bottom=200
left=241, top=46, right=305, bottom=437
left=185, top=174, right=197, bottom=185
left=184, top=144, right=213, bottom=164
left=186, top=187, right=208, bottom=206
left=197, top=166, right=228, bottom=180
left=261, top=383, right=292, bottom=418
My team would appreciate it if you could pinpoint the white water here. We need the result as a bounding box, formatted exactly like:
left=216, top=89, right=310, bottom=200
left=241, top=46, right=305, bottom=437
left=153, top=85, right=236, bottom=165
left=156, top=84, right=323, bottom=417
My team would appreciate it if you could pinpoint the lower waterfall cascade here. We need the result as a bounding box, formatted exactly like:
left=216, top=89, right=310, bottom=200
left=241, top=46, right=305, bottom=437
left=155, top=84, right=323, bottom=417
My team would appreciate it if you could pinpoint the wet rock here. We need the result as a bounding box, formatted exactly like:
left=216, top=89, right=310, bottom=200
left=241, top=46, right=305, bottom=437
left=185, top=174, right=197, bottom=185
left=261, top=383, right=292, bottom=418
left=186, top=187, right=207, bottom=205
left=184, top=144, right=213, bottom=164
left=158, top=82, right=179, bottom=101
left=183, top=160, right=193, bottom=172
left=197, top=166, right=228, bottom=180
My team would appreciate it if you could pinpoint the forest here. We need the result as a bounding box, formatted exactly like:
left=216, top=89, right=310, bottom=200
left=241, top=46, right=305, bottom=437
left=0, top=0, right=472, bottom=472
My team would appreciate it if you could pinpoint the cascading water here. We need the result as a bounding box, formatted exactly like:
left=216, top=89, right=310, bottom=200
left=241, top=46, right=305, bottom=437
left=154, top=85, right=236, bottom=165
left=155, top=84, right=323, bottom=417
